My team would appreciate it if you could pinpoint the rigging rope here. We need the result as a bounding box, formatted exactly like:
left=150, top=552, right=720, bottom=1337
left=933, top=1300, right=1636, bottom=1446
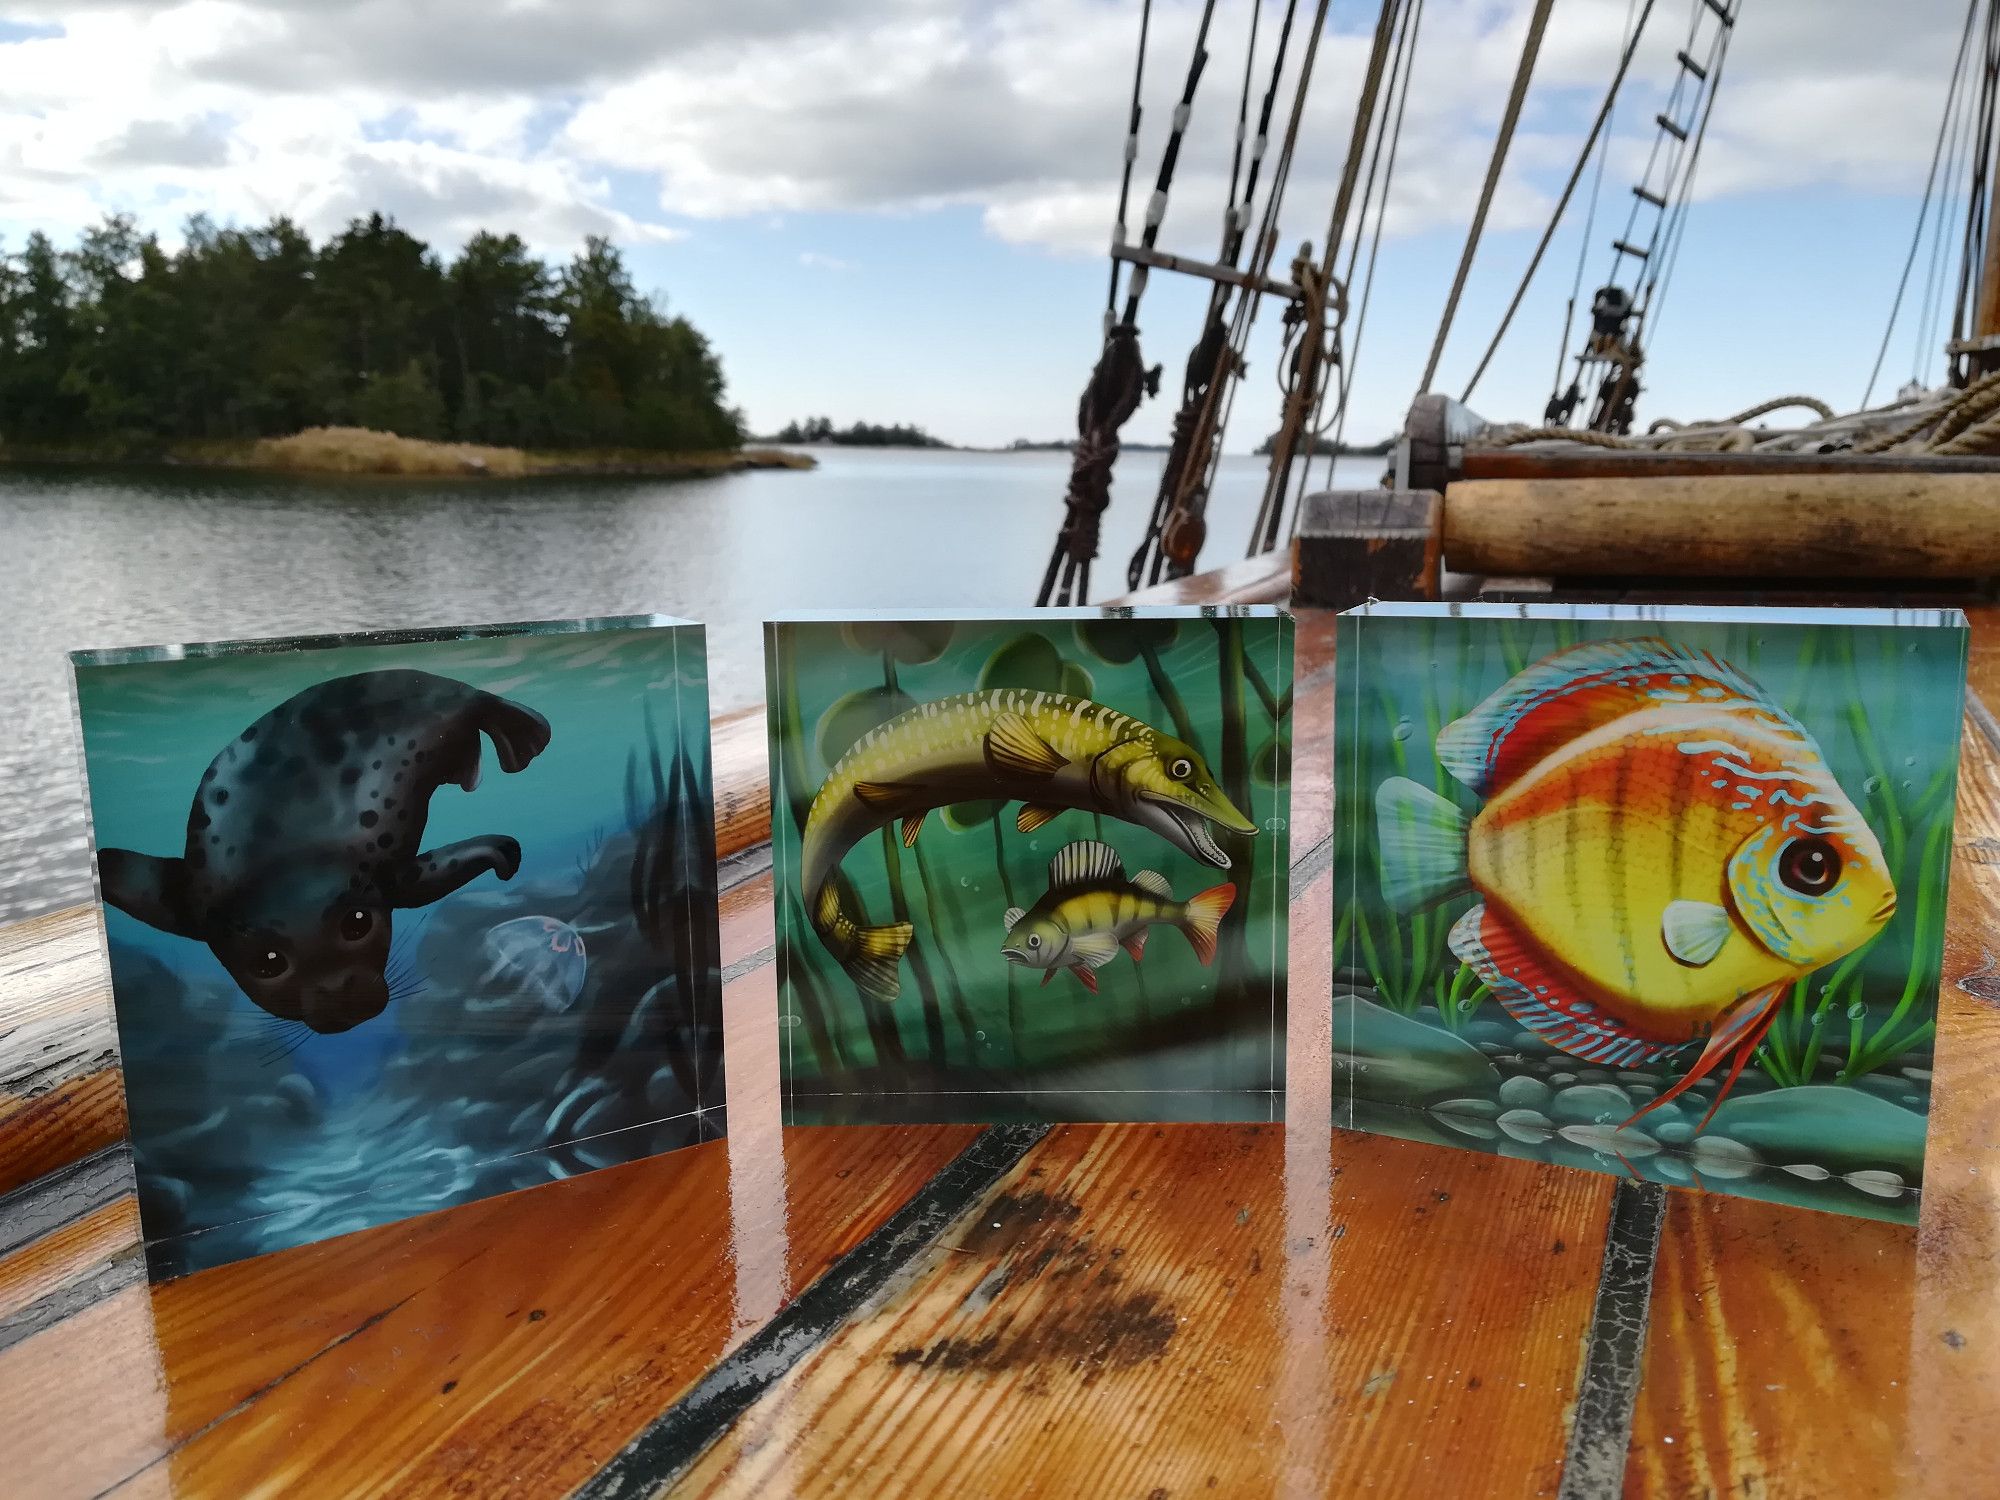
left=1459, top=0, right=1659, bottom=404
left=1863, top=0, right=1980, bottom=407
left=1107, top=0, right=1155, bottom=317
left=1416, top=0, right=1557, bottom=396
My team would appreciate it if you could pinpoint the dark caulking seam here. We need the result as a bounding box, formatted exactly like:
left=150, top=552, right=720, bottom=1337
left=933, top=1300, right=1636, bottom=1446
left=0, top=1241, right=145, bottom=1357
left=1555, top=1177, right=1668, bottom=1500
left=571, top=1123, right=1051, bottom=1500
left=0, top=1143, right=132, bottom=1258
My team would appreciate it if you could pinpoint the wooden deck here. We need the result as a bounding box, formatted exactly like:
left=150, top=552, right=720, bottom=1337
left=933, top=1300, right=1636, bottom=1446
left=0, top=556, right=1993, bottom=1497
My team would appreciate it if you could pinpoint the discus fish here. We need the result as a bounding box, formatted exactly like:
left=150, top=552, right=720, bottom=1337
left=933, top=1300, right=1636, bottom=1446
left=1375, top=637, right=1895, bottom=1131
left=803, top=689, right=1255, bottom=1002
left=1000, top=840, right=1236, bottom=993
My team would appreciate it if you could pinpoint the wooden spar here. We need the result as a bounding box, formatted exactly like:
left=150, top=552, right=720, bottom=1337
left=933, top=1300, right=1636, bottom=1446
left=1462, top=447, right=2000, bottom=481
left=1108, top=243, right=1302, bottom=303
left=1443, top=473, right=2000, bottom=579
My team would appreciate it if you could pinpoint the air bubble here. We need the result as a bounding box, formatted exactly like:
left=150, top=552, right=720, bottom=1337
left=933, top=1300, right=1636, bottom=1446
left=1864, top=776, right=1883, bottom=795
left=1846, top=1000, right=1867, bottom=1020
left=1391, top=719, right=1415, bottom=742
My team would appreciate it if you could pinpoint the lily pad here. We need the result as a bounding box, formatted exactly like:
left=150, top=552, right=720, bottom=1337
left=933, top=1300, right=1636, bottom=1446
left=1330, top=993, right=1501, bottom=1103
left=1705, top=1085, right=1927, bottom=1178
left=978, top=633, right=1066, bottom=693
left=1253, top=735, right=1291, bottom=787
left=841, top=620, right=955, bottom=663
left=1075, top=617, right=1180, bottom=665
left=814, top=685, right=916, bottom=767
left=1060, top=661, right=1096, bottom=700
left=941, top=799, right=1005, bottom=833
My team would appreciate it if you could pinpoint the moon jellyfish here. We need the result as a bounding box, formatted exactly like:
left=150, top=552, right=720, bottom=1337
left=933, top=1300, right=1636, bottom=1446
left=483, top=917, right=588, bottom=1013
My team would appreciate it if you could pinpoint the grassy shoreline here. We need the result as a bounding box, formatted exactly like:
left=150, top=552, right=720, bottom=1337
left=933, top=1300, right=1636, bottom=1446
left=0, top=426, right=815, bottom=480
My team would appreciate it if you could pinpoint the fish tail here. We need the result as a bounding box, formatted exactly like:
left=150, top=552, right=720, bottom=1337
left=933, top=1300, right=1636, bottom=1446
left=1374, top=777, right=1472, bottom=912
left=1179, top=883, right=1237, bottom=966
left=811, top=882, right=913, bottom=1004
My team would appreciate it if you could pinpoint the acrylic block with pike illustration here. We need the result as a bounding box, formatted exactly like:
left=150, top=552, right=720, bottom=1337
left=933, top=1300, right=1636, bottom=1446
left=1333, top=603, right=1967, bottom=1223
left=766, top=609, right=1294, bottom=1125
left=72, top=616, right=725, bottom=1279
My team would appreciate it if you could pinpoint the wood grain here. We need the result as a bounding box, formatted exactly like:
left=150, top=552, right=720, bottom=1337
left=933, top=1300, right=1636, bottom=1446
left=1444, top=475, right=2000, bottom=579
left=676, top=868, right=1618, bottom=1500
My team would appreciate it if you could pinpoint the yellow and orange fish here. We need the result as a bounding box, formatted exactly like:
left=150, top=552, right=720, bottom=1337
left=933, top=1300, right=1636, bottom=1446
left=1375, top=637, right=1896, bottom=1130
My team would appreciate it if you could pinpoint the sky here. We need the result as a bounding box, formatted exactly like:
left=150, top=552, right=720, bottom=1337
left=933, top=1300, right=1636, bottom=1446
left=0, top=0, right=1977, bottom=449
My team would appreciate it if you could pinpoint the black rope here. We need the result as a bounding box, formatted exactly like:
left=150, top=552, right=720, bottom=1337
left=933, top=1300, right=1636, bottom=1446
left=1950, top=0, right=2000, bottom=358
left=1862, top=0, right=1980, bottom=407
left=1118, top=0, right=1220, bottom=329
left=1107, top=0, right=1154, bottom=315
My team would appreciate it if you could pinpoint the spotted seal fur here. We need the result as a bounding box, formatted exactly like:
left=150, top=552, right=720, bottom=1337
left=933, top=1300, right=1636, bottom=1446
left=98, top=669, right=551, bottom=1032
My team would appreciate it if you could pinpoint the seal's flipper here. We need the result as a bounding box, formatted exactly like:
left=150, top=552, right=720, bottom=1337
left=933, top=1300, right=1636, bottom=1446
left=98, top=850, right=198, bottom=937
left=479, top=695, right=552, bottom=775
left=392, top=835, right=522, bottom=908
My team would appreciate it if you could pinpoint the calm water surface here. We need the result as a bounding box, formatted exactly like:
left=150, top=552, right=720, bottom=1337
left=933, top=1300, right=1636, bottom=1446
left=0, top=447, right=1374, bottom=922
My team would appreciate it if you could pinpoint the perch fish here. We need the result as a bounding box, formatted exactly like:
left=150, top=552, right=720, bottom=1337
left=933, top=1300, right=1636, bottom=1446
left=1000, top=839, right=1236, bottom=993
left=1374, top=637, right=1895, bottom=1129
left=803, top=689, right=1256, bottom=1003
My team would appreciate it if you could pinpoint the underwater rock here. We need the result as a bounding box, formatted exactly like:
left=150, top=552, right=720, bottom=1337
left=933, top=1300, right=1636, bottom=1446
left=1653, top=1154, right=1693, bottom=1183
left=1689, top=1135, right=1763, bottom=1179
left=1575, top=1068, right=1613, bottom=1085
left=1550, top=1084, right=1633, bottom=1125
left=1497, top=1108, right=1555, bottom=1144
left=273, top=1073, right=320, bottom=1126
left=482, top=917, right=588, bottom=1013
left=1652, top=1119, right=1697, bottom=1146
left=1781, top=1162, right=1833, bottom=1181
left=1498, top=1075, right=1551, bottom=1111
left=1705, top=1086, right=1927, bottom=1178
left=1329, top=994, right=1501, bottom=1103
left=1901, top=1066, right=1934, bottom=1083
left=1845, top=1169, right=1906, bottom=1199
left=1558, top=1123, right=1661, bottom=1158
left=1511, top=1032, right=1548, bottom=1053
left=1436, top=1097, right=1501, bottom=1118
left=1476, top=1042, right=1510, bottom=1056
left=1434, top=1098, right=1502, bottom=1138
left=1548, top=1072, right=1577, bottom=1087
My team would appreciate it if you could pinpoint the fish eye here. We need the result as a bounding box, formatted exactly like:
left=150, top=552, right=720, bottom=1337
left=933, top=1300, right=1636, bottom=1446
left=248, top=946, right=289, bottom=980
left=1169, top=757, right=1193, bottom=780
left=338, top=907, right=374, bottom=942
left=1027, top=933, right=1041, bottom=948
left=1777, top=836, right=1842, bottom=897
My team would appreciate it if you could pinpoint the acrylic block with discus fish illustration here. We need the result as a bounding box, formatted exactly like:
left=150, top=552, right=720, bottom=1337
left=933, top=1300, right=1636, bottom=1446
left=802, top=689, right=1257, bottom=1002
left=1375, top=638, right=1896, bottom=1130
left=97, top=670, right=551, bottom=1034
left=1000, top=840, right=1236, bottom=992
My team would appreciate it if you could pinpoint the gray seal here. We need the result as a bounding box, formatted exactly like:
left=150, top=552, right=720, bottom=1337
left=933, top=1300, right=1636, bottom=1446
left=98, top=669, right=551, bottom=1032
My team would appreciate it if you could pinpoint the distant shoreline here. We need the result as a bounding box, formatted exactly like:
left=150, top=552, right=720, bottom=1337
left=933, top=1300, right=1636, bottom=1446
left=0, top=427, right=816, bottom=481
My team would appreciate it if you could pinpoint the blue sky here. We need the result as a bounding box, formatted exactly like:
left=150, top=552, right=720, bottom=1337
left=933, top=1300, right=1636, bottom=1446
left=0, top=0, right=1971, bottom=447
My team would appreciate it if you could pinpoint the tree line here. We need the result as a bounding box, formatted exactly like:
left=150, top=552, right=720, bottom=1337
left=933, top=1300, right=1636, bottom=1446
left=0, top=214, right=744, bottom=453
left=770, top=416, right=948, bottom=448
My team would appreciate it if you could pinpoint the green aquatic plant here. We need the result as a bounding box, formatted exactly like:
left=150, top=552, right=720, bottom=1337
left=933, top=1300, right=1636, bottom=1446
left=1076, top=617, right=1195, bottom=744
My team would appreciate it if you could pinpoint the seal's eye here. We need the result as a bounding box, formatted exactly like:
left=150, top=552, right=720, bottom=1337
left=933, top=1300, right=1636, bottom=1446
left=249, top=947, right=288, bottom=980
left=1778, top=836, right=1842, bottom=897
left=339, top=908, right=374, bottom=942
left=1027, top=933, right=1041, bottom=949
left=1169, top=757, right=1193, bottom=780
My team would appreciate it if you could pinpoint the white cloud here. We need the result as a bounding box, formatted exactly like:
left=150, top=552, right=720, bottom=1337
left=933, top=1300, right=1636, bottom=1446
left=798, top=250, right=855, bottom=271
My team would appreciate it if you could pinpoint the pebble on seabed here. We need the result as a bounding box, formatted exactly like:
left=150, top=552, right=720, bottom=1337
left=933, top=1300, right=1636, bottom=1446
left=1845, top=1169, right=1906, bottom=1198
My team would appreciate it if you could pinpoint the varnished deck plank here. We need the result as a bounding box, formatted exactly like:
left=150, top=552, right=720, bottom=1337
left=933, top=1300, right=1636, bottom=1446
left=1624, top=610, right=2000, bottom=1499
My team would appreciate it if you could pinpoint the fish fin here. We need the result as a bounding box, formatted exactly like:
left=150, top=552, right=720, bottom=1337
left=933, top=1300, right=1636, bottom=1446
left=1374, top=778, right=1472, bottom=912
left=1016, top=804, right=1063, bottom=834
left=1179, top=882, right=1236, bottom=966
left=1047, top=840, right=1122, bottom=893
left=1070, top=963, right=1099, bottom=994
left=986, top=712, right=1069, bottom=780
left=853, top=780, right=920, bottom=811
left=1130, top=870, right=1172, bottom=900
left=1123, top=930, right=1148, bottom=961
left=1068, top=930, right=1122, bottom=968
left=848, top=921, right=914, bottom=1004
left=1623, top=984, right=1787, bottom=1131
left=1449, top=903, right=1680, bottom=1067
left=1436, top=637, right=1791, bottom=797
left=1661, top=899, right=1731, bottom=967
left=901, top=810, right=927, bottom=848
left=1041, top=968, right=1055, bottom=987
left=1002, top=906, right=1026, bottom=932
left=457, top=737, right=483, bottom=792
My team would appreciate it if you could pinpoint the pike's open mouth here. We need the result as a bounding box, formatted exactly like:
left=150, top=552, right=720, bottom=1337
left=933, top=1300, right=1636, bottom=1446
left=1149, top=795, right=1233, bottom=869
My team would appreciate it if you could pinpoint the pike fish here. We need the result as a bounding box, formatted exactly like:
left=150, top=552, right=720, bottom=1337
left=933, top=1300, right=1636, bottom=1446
left=1000, top=840, right=1235, bottom=992
left=1375, top=637, right=1896, bottom=1130
left=803, top=688, right=1256, bottom=1002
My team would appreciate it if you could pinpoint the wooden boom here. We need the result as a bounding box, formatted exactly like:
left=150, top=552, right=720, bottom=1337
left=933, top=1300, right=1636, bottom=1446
left=1444, top=473, right=2000, bottom=579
